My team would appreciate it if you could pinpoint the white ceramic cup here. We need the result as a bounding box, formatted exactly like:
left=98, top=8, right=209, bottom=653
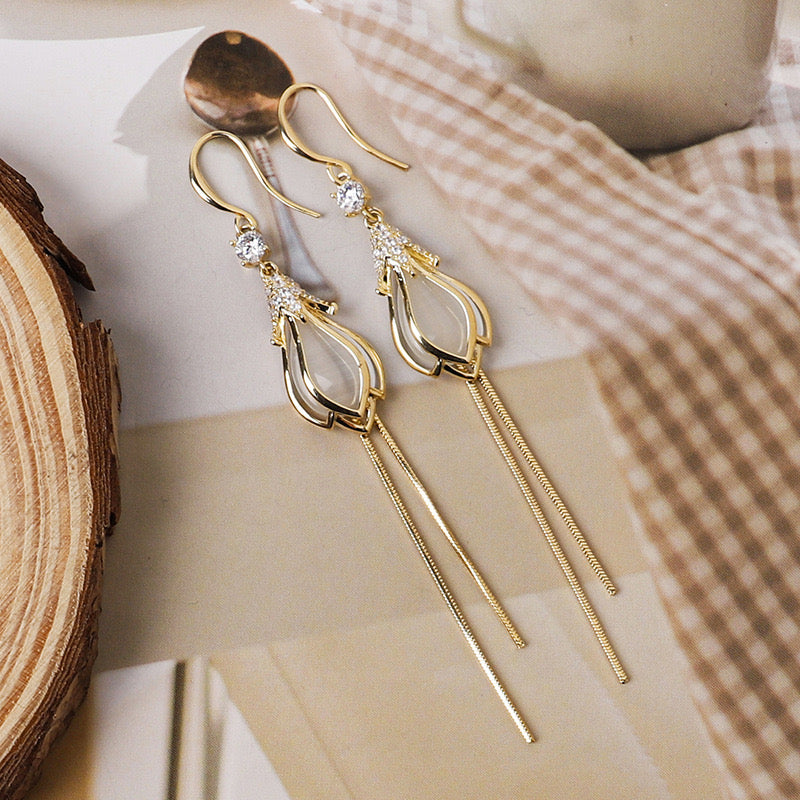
left=457, top=0, right=782, bottom=150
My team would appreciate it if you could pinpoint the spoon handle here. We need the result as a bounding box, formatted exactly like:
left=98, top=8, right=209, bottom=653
left=246, top=135, right=335, bottom=300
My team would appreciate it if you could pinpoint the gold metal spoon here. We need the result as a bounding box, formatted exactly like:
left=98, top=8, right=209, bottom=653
left=184, top=30, right=332, bottom=298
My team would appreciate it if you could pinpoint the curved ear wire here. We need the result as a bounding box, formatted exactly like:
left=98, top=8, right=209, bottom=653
left=189, top=129, right=321, bottom=227
left=278, top=83, right=410, bottom=180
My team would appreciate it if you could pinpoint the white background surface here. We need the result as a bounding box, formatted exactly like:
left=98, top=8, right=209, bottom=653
left=0, top=1, right=576, bottom=429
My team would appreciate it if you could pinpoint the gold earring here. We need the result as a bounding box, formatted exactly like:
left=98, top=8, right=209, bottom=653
left=278, top=85, right=628, bottom=685
left=189, top=129, right=534, bottom=741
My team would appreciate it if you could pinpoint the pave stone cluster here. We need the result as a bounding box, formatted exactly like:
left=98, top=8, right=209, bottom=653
left=234, top=229, right=306, bottom=327
left=263, top=272, right=305, bottom=319
left=368, top=220, right=437, bottom=277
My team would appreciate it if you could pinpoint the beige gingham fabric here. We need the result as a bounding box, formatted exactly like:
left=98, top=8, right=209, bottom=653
left=318, top=2, right=800, bottom=797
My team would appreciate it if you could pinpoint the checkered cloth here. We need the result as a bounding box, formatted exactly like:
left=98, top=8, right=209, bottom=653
left=320, top=2, right=800, bottom=797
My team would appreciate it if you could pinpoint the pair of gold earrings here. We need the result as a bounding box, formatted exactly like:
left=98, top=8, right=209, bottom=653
left=189, top=83, right=627, bottom=742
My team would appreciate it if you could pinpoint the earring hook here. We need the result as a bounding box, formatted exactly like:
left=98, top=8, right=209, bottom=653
left=278, top=83, right=409, bottom=183
left=189, top=130, right=321, bottom=230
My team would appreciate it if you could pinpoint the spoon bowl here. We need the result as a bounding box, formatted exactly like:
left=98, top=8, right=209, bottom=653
left=184, top=30, right=295, bottom=137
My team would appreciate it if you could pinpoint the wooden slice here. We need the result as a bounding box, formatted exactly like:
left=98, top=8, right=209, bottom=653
left=0, top=160, right=120, bottom=799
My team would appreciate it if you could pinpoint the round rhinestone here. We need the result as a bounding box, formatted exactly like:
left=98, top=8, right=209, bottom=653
left=235, top=230, right=268, bottom=264
left=336, top=180, right=366, bottom=215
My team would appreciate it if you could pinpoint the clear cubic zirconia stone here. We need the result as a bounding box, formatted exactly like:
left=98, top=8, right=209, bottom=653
left=336, top=180, right=366, bottom=215
left=235, top=230, right=268, bottom=263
